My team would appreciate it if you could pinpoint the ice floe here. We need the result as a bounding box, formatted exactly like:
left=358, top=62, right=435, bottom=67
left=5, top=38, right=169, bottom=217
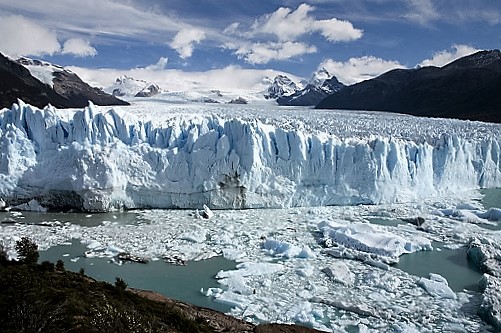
left=418, top=273, right=456, bottom=299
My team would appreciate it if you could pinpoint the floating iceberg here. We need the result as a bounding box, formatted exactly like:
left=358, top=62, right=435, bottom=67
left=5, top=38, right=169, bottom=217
left=318, top=220, right=432, bottom=259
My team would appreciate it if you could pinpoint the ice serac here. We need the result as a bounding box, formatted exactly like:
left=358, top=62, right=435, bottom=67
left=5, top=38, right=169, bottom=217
left=0, top=101, right=501, bottom=212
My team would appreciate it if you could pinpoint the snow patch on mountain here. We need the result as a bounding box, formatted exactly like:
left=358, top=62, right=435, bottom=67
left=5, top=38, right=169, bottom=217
left=16, top=57, right=66, bottom=88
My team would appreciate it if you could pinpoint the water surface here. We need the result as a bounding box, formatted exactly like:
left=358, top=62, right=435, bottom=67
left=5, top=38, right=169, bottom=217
left=39, top=240, right=235, bottom=313
left=395, top=243, right=483, bottom=292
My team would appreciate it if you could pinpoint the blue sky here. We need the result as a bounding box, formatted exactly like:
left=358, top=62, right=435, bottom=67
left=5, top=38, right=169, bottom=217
left=0, top=0, right=500, bottom=85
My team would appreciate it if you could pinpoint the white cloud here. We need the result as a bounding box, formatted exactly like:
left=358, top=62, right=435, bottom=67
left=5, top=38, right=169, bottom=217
left=235, top=41, right=317, bottom=64
left=0, top=0, right=186, bottom=42
left=418, top=44, right=480, bottom=67
left=223, top=22, right=240, bottom=35
left=404, top=0, right=440, bottom=25
left=251, top=3, right=362, bottom=42
left=68, top=63, right=301, bottom=92
left=169, top=28, right=206, bottom=58
left=61, top=38, right=97, bottom=57
left=144, top=57, right=169, bottom=71
left=312, top=18, right=363, bottom=42
left=0, top=15, right=60, bottom=57
left=320, top=56, right=405, bottom=85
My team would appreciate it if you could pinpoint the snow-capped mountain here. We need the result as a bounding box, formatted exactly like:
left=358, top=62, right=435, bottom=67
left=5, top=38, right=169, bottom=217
left=107, top=76, right=161, bottom=98
left=264, top=75, right=300, bottom=99
left=277, top=68, right=344, bottom=106
left=0, top=52, right=128, bottom=109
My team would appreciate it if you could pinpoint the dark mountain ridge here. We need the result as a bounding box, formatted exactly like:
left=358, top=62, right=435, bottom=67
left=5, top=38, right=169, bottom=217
left=316, top=50, right=501, bottom=123
left=0, top=52, right=129, bottom=109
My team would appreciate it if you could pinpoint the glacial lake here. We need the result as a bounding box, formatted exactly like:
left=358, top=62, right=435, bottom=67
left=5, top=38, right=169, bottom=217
left=1, top=187, right=500, bottom=331
left=39, top=239, right=235, bottom=313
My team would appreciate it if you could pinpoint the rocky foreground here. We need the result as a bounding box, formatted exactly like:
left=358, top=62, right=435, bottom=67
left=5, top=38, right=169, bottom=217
left=131, top=289, right=320, bottom=333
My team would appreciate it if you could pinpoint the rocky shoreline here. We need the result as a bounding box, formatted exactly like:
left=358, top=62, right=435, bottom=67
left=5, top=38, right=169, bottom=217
left=130, top=288, right=322, bottom=333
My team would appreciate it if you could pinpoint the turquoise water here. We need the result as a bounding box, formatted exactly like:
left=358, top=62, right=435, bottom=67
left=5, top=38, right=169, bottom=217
left=369, top=217, right=484, bottom=291
left=367, top=218, right=405, bottom=227
left=1, top=211, right=144, bottom=227
left=478, top=188, right=501, bottom=230
left=39, top=240, right=235, bottom=313
left=395, top=243, right=483, bottom=292
left=481, top=187, right=501, bottom=210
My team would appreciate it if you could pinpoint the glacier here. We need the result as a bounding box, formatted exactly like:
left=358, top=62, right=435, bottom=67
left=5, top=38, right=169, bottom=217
left=0, top=100, right=500, bottom=212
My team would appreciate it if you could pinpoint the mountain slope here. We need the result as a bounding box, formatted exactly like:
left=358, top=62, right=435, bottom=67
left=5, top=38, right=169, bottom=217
left=0, top=53, right=129, bottom=109
left=316, top=50, right=501, bottom=123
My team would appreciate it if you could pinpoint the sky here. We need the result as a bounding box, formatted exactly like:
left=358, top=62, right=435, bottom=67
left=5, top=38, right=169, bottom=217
left=0, top=0, right=500, bottom=88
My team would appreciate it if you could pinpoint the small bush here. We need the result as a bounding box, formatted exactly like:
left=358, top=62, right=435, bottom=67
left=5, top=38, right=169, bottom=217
left=55, top=259, right=65, bottom=271
left=115, top=277, right=128, bottom=291
left=15, top=237, right=39, bottom=265
left=40, top=261, right=55, bottom=272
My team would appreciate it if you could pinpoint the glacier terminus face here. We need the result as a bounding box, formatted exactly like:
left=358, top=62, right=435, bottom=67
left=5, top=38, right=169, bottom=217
left=0, top=100, right=500, bottom=212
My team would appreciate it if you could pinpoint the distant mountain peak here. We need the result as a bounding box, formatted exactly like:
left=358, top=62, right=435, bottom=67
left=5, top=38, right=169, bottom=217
left=107, top=76, right=162, bottom=98
left=264, top=74, right=300, bottom=99
left=309, top=67, right=331, bottom=86
left=276, top=70, right=344, bottom=107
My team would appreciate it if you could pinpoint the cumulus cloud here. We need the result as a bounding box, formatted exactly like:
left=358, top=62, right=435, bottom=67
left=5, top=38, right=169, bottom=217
left=169, top=28, right=206, bottom=58
left=0, top=15, right=60, bottom=57
left=320, top=56, right=405, bottom=85
left=418, top=44, right=480, bottom=67
left=235, top=41, right=317, bottom=64
left=251, top=3, right=362, bottom=42
left=0, top=16, right=100, bottom=58
left=312, top=18, right=363, bottom=42
left=61, top=38, right=97, bottom=57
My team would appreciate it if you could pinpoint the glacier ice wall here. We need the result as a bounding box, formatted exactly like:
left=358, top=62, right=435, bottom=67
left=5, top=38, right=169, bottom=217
left=0, top=101, right=500, bottom=211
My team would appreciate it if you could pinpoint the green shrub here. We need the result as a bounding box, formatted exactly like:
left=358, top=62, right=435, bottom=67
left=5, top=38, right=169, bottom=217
left=55, top=259, right=65, bottom=271
left=15, top=237, right=39, bottom=265
left=115, top=277, right=128, bottom=291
